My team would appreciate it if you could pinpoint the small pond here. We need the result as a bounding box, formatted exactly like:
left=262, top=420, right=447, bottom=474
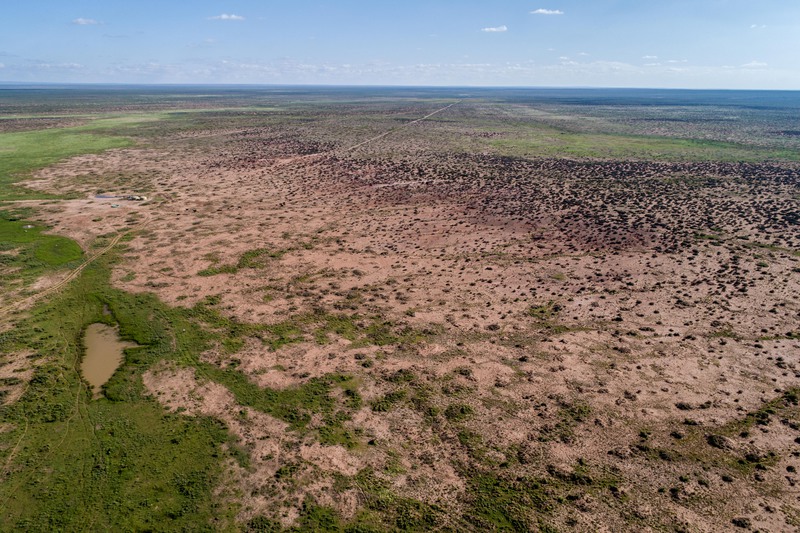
left=81, top=323, right=137, bottom=398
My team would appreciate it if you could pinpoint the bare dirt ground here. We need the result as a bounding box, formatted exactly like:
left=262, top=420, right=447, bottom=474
left=18, top=104, right=800, bottom=531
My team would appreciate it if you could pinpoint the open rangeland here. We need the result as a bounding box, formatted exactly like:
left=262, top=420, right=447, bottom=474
left=1, top=87, right=799, bottom=532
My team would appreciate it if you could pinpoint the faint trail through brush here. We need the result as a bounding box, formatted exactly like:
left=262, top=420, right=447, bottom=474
left=341, top=101, right=460, bottom=153
left=272, top=100, right=460, bottom=167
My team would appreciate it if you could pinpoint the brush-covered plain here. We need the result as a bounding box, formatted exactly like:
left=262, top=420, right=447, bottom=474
left=1, top=86, right=799, bottom=532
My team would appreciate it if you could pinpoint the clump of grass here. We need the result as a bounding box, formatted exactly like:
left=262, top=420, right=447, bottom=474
left=524, top=301, right=576, bottom=335
left=539, top=399, right=591, bottom=443
left=371, top=389, right=407, bottom=412
left=444, top=402, right=474, bottom=422
left=526, top=301, right=562, bottom=321
left=198, top=247, right=286, bottom=276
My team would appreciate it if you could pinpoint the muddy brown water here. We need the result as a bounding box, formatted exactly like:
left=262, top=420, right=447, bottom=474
left=81, top=323, right=137, bottom=398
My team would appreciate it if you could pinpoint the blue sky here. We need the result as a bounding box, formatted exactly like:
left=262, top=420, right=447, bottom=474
left=1, top=1, right=798, bottom=88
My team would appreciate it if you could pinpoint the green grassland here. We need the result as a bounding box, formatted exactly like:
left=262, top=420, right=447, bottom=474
left=0, top=127, right=132, bottom=200
left=0, top=209, right=84, bottom=295
left=0, top=208, right=83, bottom=266
left=0, top=257, right=237, bottom=531
left=489, top=127, right=800, bottom=162
left=0, top=114, right=134, bottom=295
left=0, top=116, right=135, bottom=303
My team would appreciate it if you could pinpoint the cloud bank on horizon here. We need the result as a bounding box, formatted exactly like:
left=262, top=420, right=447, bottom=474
left=1, top=0, right=796, bottom=89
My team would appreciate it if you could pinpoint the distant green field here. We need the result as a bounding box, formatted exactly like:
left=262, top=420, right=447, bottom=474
left=0, top=127, right=131, bottom=201
left=489, top=125, right=800, bottom=162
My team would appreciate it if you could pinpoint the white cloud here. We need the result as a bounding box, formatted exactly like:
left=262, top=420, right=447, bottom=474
left=750, top=24, right=767, bottom=29
left=0, top=63, right=4, bottom=69
left=72, top=18, right=100, bottom=25
left=481, top=25, right=507, bottom=32
left=208, top=14, right=245, bottom=21
left=667, top=59, right=688, bottom=64
left=531, top=9, right=564, bottom=15
left=642, top=55, right=658, bottom=60
left=741, top=61, right=768, bottom=68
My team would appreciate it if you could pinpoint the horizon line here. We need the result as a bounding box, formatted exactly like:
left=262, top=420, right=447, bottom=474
left=1, top=81, right=799, bottom=92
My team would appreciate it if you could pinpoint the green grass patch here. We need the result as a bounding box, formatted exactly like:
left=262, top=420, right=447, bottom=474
left=444, top=402, right=474, bottom=422
left=525, top=301, right=576, bottom=335
left=351, top=468, right=445, bottom=531
left=538, top=399, right=591, bottom=443
left=0, top=127, right=131, bottom=200
left=635, top=389, right=799, bottom=485
left=462, top=459, right=623, bottom=532
left=0, top=211, right=83, bottom=267
left=0, top=259, right=237, bottom=531
left=464, top=473, right=552, bottom=531
left=195, top=361, right=346, bottom=431
left=694, top=232, right=724, bottom=242
left=526, top=301, right=562, bottom=321
left=490, top=126, right=800, bottom=162
left=198, top=248, right=286, bottom=276
left=99, top=292, right=361, bottom=440
left=187, top=297, right=435, bottom=354
left=370, top=389, right=407, bottom=413
left=244, top=469, right=447, bottom=531
left=0, top=210, right=84, bottom=294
